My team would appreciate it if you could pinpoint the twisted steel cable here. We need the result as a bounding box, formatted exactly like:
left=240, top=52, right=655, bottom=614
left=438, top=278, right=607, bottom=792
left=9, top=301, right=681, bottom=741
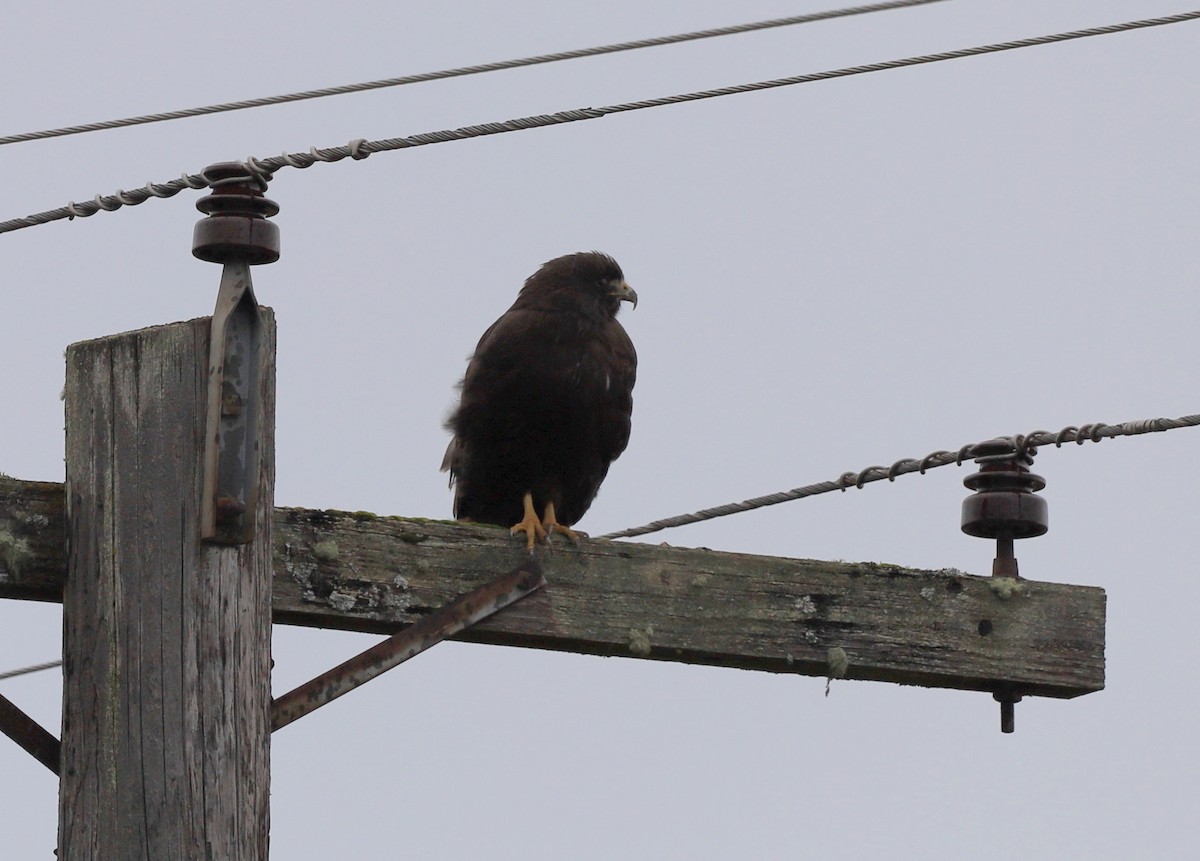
left=598, top=414, right=1200, bottom=540
left=3, top=9, right=1198, bottom=236
left=0, top=1, right=948, bottom=147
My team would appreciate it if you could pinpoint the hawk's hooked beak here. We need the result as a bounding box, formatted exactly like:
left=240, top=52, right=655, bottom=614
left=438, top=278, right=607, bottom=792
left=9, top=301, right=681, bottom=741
left=613, top=280, right=638, bottom=309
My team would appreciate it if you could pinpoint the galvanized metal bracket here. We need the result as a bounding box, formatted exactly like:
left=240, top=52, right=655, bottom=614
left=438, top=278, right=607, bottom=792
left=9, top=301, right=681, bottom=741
left=201, top=260, right=263, bottom=544
left=271, top=559, right=546, bottom=732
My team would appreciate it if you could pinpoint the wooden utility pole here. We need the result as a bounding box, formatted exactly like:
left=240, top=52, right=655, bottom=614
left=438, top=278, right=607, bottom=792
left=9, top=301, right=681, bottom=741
left=57, top=314, right=275, bottom=860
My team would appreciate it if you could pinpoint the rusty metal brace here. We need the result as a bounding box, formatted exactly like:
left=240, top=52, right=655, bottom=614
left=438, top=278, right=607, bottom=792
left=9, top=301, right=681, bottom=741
left=0, top=558, right=544, bottom=767
left=0, top=691, right=60, bottom=775
left=272, top=558, right=546, bottom=731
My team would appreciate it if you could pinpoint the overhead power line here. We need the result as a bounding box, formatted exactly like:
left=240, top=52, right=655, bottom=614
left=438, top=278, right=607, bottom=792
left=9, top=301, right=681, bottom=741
left=598, top=414, right=1200, bottom=540
left=0, top=1, right=949, bottom=147
left=3, top=8, right=1198, bottom=237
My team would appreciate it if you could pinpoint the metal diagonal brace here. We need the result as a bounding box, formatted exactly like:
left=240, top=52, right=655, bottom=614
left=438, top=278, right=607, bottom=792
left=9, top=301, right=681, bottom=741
left=272, top=558, right=546, bottom=732
left=0, top=691, right=60, bottom=775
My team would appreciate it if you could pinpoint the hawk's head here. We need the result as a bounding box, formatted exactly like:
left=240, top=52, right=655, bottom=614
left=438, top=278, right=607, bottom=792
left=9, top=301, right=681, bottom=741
left=520, top=251, right=637, bottom=320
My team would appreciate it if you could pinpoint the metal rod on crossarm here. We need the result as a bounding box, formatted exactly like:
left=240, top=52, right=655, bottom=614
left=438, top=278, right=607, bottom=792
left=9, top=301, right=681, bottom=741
left=272, top=558, right=546, bottom=731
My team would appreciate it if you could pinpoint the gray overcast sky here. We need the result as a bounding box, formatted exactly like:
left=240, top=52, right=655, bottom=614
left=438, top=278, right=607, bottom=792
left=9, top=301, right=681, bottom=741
left=2, top=1, right=1198, bottom=858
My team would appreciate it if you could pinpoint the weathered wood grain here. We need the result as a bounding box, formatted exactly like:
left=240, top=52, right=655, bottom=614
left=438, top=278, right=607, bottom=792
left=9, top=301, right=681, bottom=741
left=0, top=477, right=65, bottom=602
left=2, top=472, right=1104, bottom=699
left=59, top=315, right=274, bottom=861
left=271, top=509, right=1104, bottom=699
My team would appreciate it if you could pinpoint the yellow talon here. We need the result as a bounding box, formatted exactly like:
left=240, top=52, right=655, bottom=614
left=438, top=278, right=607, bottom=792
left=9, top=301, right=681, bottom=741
left=542, top=501, right=582, bottom=545
left=510, top=496, right=583, bottom=549
left=510, top=492, right=548, bottom=549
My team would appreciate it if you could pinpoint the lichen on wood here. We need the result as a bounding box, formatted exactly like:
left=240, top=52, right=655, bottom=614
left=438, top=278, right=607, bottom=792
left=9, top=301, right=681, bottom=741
left=0, top=479, right=1106, bottom=699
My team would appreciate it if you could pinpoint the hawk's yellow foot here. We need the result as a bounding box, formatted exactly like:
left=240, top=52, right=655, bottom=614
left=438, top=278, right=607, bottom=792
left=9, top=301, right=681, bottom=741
left=542, top=502, right=582, bottom=545
left=511, top=492, right=548, bottom=549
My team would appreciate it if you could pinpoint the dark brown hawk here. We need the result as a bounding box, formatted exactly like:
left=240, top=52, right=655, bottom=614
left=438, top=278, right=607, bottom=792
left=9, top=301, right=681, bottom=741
left=442, top=251, right=638, bottom=548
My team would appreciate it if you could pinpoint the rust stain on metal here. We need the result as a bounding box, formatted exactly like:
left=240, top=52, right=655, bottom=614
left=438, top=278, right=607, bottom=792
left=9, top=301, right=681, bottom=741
left=271, top=558, right=545, bottom=731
